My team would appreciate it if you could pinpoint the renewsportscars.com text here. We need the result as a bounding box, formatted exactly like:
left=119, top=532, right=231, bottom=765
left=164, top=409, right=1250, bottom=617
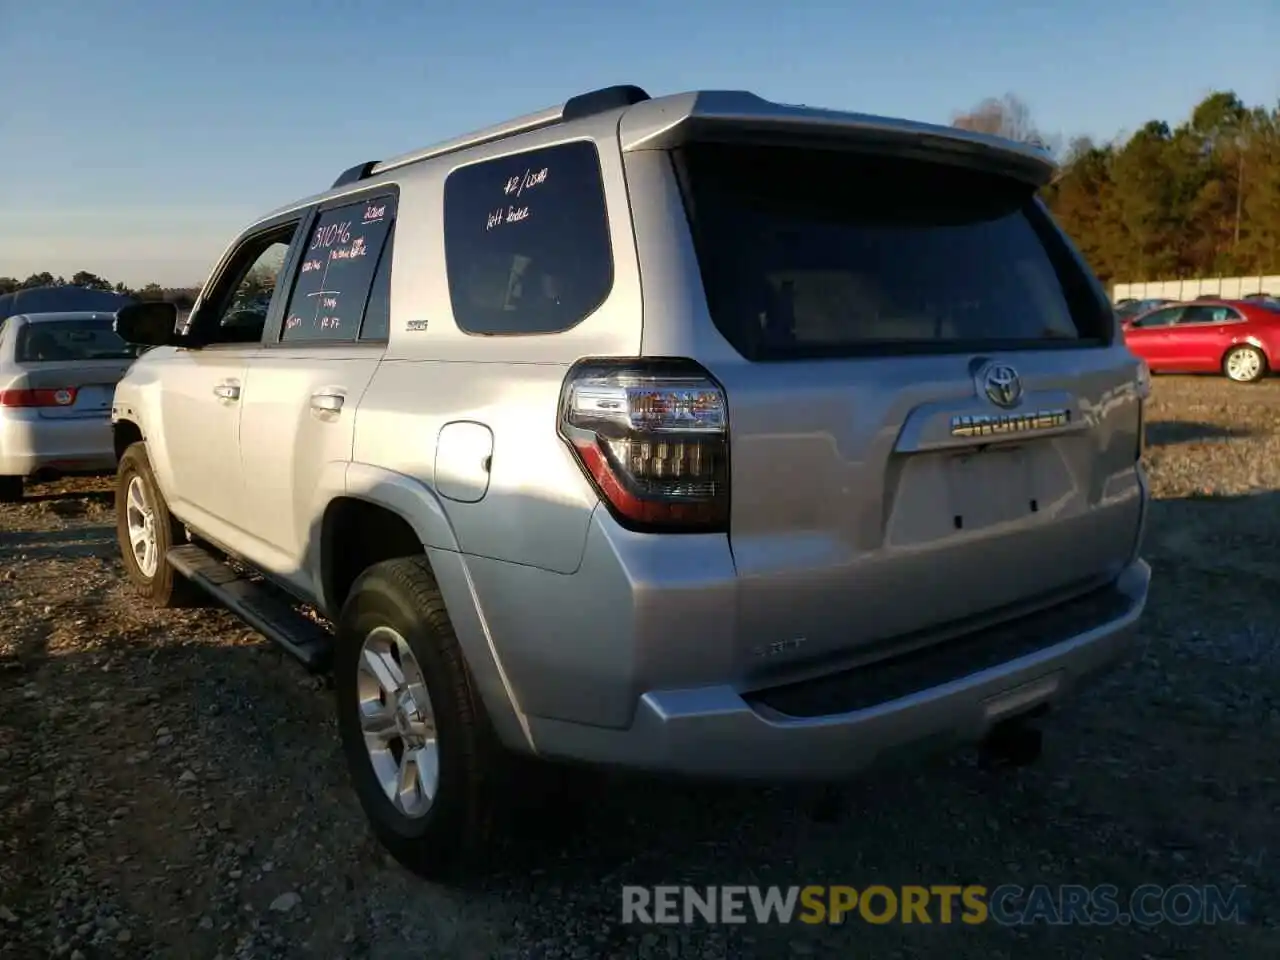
left=621, top=884, right=1248, bottom=926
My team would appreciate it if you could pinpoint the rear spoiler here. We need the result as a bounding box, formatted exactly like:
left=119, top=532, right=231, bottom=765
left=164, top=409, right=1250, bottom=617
left=618, top=91, right=1057, bottom=188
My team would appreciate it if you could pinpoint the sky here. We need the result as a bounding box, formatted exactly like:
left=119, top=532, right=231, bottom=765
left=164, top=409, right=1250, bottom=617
left=1, top=0, right=1276, bottom=287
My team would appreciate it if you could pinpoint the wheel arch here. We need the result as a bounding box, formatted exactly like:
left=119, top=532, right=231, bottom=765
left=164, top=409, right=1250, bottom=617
left=322, top=464, right=535, bottom=753
left=1222, top=337, right=1270, bottom=380
left=112, top=418, right=145, bottom=464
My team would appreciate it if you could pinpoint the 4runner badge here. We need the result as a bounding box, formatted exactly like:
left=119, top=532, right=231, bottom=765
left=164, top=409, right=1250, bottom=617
left=950, top=408, right=1071, bottom=438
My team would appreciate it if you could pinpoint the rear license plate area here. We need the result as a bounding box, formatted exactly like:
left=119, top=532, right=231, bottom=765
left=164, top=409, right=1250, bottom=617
left=78, top=386, right=113, bottom=410
left=945, top=447, right=1034, bottom=530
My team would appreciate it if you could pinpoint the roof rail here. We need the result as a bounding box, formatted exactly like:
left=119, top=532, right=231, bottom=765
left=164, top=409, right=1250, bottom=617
left=331, top=160, right=379, bottom=189
left=368, top=84, right=650, bottom=178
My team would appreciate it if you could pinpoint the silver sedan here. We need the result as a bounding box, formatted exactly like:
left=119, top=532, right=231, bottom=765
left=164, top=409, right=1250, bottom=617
left=0, top=311, right=143, bottom=501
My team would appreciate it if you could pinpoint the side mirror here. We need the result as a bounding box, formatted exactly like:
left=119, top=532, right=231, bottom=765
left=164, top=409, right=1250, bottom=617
left=115, top=301, right=179, bottom=347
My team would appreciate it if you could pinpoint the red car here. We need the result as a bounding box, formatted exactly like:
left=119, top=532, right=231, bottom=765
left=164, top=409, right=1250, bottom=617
left=1121, top=299, right=1280, bottom=383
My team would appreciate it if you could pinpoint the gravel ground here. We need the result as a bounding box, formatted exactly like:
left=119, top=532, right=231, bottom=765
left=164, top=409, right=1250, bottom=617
left=2, top=374, right=1280, bottom=959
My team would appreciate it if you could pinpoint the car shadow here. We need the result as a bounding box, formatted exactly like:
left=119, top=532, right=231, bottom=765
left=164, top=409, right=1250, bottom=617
left=0, top=524, right=116, bottom=560
left=16, top=488, right=114, bottom=506
left=16, top=483, right=112, bottom=506
left=1144, top=420, right=1255, bottom=447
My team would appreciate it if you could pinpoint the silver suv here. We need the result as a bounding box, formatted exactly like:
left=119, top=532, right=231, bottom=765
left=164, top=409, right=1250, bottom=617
left=110, top=84, right=1151, bottom=878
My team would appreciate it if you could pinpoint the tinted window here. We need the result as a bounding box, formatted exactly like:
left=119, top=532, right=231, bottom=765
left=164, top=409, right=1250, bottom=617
left=1178, top=305, right=1237, bottom=324
left=16, top=318, right=141, bottom=362
left=359, top=232, right=394, bottom=341
left=443, top=141, right=613, bottom=335
left=675, top=143, right=1106, bottom=360
left=282, top=194, right=396, bottom=342
left=1131, top=308, right=1181, bottom=328
left=1117, top=298, right=1168, bottom=320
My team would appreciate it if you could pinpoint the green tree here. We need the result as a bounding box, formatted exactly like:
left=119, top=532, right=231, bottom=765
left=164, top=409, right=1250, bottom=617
left=70, top=270, right=114, bottom=291
left=1239, top=106, right=1280, bottom=273
left=20, top=272, right=56, bottom=289
left=960, top=90, right=1280, bottom=284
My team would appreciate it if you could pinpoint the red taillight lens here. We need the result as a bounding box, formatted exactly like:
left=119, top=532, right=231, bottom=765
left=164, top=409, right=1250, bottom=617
left=0, top=387, right=78, bottom=408
left=558, top=359, right=729, bottom=532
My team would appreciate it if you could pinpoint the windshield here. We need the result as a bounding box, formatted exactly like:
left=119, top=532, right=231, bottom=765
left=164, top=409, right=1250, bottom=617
left=674, top=143, right=1109, bottom=360
left=15, top=318, right=142, bottom=362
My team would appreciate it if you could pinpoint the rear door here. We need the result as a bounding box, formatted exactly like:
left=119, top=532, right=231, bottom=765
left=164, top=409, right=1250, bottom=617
left=663, top=142, right=1146, bottom=682
left=237, top=191, right=396, bottom=591
left=1167, top=303, right=1240, bottom=371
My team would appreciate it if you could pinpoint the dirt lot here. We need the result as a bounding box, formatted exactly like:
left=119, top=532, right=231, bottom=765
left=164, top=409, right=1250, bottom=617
left=2, top=375, right=1279, bottom=959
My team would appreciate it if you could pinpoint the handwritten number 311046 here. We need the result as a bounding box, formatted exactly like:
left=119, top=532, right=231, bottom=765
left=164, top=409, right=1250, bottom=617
left=311, top=221, right=352, bottom=250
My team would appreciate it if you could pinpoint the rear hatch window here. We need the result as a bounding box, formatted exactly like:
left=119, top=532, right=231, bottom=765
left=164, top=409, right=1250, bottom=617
left=16, top=318, right=142, bottom=363
left=673, top=143, right=1109, bottom=361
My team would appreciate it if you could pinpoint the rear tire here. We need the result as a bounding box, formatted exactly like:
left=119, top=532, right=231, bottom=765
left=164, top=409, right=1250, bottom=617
left=334, top=556, right=508, bottom=881
left=115, top=442, right=200, bottom=607
left=1223, top=344, right=1267, bottom=383
left=0, top=476, right=22, bottom=503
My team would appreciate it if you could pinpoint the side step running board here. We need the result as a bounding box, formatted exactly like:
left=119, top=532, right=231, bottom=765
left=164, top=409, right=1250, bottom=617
left=167, top=544, right=333, bottom=672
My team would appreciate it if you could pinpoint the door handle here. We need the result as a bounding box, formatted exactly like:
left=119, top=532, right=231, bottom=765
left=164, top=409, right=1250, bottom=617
left=213, top=383, right=240, bottom=401
left=310, top=392, right=344, bottom=413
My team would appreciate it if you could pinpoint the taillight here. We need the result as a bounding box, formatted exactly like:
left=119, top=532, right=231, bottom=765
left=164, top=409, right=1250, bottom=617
left=0, top=387, right=78, bottom=408
left=558, top=358, right=729, bottom=532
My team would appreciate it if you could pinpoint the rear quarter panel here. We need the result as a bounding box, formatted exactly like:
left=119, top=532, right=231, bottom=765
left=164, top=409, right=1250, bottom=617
left=352, top=106, right=644, bottom=575
left=1241, top=310, right=1280, bottom=366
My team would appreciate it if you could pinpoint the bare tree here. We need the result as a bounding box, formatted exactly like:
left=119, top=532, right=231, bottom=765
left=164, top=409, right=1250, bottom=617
left=952, top=93, right=1045, bottom=146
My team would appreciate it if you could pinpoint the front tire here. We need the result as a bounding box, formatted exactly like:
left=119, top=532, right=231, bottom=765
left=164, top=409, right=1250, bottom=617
left=334, top=556, right=506, bottom=880
left=115, top=442, right=200, bottom=607
left=1223, top=344, right=1267, bottom=383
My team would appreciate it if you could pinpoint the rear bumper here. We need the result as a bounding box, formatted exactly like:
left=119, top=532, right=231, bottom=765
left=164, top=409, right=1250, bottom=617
left=0, top=410, right=115, bottom=477
left=525, top=559, right=1150, bottom=779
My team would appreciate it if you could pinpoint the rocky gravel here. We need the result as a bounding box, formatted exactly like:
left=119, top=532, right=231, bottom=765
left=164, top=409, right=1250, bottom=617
left=2, top=374, right=1280, bottom=959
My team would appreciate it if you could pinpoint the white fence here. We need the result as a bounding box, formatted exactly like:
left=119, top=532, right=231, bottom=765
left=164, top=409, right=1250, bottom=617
left=1112, top=276, right=1280, bottom=302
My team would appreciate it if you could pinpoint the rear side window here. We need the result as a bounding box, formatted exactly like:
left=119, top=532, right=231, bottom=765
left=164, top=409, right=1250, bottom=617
left=443, top=140, right=614, bottom=335
left=281, top=194, right=396, bottom=342
left=16, top=318, right=140, bottom=362
left=358, top=232, right=393, bottom=341
left=1177, top=305, right=1239, bottom=324
left=675, top=143, right=1108, bottom=361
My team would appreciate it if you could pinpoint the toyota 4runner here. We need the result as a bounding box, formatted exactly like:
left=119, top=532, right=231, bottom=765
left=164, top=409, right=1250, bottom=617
left=109, top=84, right=1151, bottom=879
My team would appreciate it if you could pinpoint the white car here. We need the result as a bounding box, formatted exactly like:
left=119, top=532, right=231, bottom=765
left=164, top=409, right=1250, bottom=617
left=0, top=311, right=140, bottom=501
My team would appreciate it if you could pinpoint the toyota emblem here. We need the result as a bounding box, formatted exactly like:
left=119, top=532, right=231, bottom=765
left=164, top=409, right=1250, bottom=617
left=979, top=363, right=1022, bottom=409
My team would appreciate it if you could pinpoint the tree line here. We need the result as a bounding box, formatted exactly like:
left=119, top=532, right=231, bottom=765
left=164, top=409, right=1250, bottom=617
left=6, top=89, right=1276, bottom=300
left=0, top=271, right=201, bottom=309
left=953, top=90, right=1280, bottom=286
